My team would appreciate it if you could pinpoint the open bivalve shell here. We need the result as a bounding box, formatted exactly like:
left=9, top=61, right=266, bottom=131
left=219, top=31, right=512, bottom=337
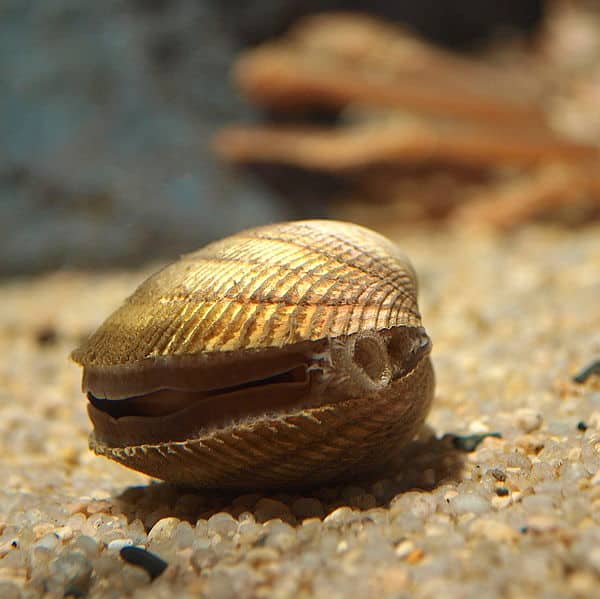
left=72, top=220, right=434, bottom=489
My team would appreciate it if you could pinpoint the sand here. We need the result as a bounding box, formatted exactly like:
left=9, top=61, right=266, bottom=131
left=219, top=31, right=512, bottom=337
left=1, top=224, right=599, bottom=598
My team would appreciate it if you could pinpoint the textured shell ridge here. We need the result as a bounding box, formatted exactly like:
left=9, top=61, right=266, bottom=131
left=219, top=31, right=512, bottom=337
left=72, top=219, right=422, bottom=368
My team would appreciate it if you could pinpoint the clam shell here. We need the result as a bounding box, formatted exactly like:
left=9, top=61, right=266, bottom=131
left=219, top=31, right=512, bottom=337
left=72, top=220, right=434, bottom=488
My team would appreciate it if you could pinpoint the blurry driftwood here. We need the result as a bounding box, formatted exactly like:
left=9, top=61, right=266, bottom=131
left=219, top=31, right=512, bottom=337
left=335, top=164, right=600, bottom=230
left=215, top=117, right=597, bottom=171
left=454, top=164, right=600, bottom=228
left=235, top=13, right=546, bottom=127
left=217, top=11, right=600, bottom=229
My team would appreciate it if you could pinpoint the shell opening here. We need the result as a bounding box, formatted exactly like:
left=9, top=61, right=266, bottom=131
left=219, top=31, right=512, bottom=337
left=327, top=327, right=431, bottom=398
left=350, top=333, right=393, bottom=389
left=87, top=364, right=315, bottom=447
left=327, top=331, right=393, bottom=396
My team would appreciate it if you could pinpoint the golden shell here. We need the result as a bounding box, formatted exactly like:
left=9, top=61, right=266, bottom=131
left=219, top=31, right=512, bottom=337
left=72, top=220, right=434, bottom=489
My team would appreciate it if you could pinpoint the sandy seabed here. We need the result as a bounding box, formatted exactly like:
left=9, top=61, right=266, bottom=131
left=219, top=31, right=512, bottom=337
left=1, top=225, right=599, bottom=598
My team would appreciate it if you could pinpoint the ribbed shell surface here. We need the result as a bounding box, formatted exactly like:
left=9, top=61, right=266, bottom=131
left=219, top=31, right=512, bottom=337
left=73, top=220, right=421, bottom=368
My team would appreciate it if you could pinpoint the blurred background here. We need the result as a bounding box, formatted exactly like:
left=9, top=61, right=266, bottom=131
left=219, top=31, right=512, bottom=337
left=1, top=0, right=599, bottom=275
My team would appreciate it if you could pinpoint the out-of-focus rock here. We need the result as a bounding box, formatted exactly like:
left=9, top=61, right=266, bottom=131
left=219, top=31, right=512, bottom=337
left=0, top=0, right=297, bottom=275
